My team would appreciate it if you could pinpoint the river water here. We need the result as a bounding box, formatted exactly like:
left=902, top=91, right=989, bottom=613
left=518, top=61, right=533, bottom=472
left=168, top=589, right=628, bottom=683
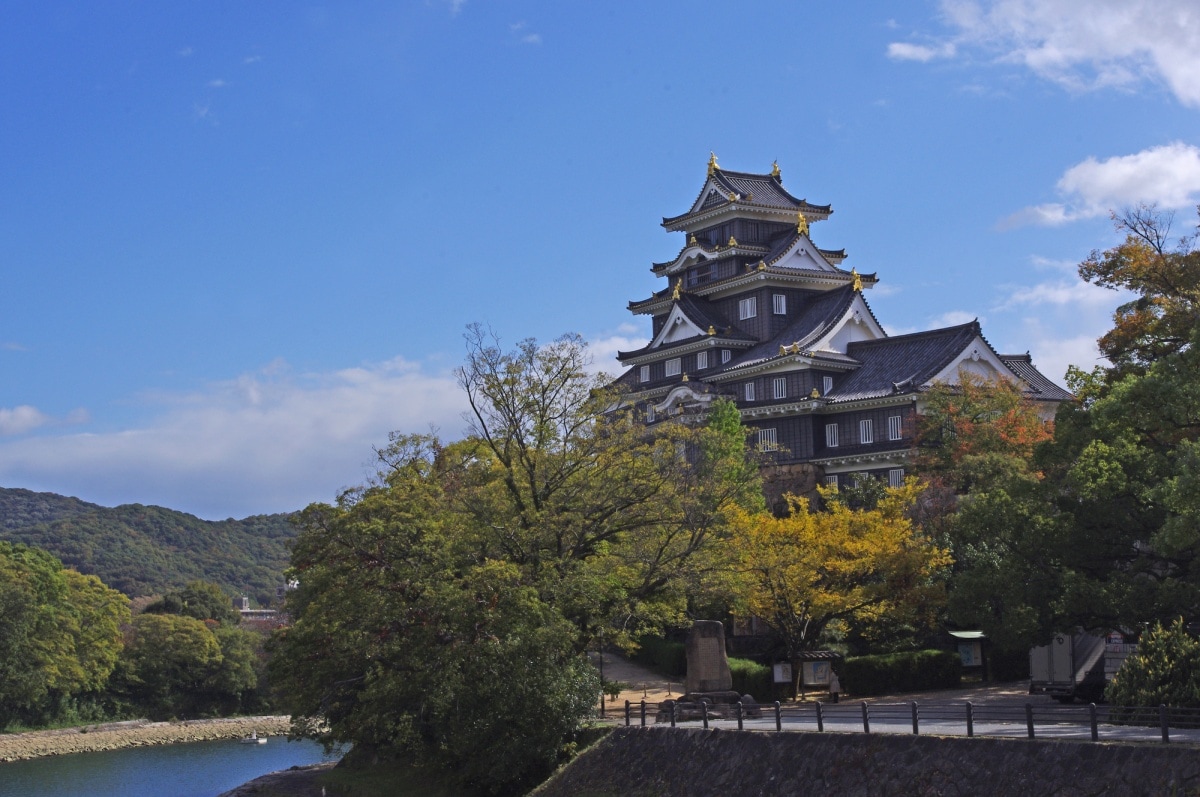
left=0, top=737, right=343, bottom=797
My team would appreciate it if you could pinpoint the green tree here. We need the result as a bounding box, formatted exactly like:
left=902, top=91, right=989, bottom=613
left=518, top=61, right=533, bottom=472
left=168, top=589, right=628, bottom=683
left=144, top=580, right=240, bottom=625
left=0, top=542, right=128, bottom=727
left=272, top=331, right=762, bottom=794
left=114, top=613, right=224, bottom=719
left=1107, top=619, right=1200, bottom=709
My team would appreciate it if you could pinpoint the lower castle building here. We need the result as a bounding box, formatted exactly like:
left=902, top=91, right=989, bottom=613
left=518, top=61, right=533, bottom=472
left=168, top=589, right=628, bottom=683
left=614, top=155, right=1071, bottom=506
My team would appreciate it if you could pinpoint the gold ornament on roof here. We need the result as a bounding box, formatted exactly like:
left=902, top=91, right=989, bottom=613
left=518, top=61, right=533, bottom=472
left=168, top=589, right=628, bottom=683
left=728, top=191, right=737, bottom=203
left=811, top=387, right=820, bottom=399
left=745, top=192, right=752, bottom=201
left=851, top=268, right=863, bottom=292
left=672, top=279, right=682, bottom=300
left=708, top=325, right=716, bottom=336
left=771, top=160, right=781, bottom=179
left=728, top=235, right=737, bottom=246
left=796, top=211, right=809, bottom=236
left=790, top=343, right=801, bottom=355
left=779, top=345, right=787, bottom=356
left=689, top=232, right=697, bottom=245
left=682, top=373, right=688, bottom=382
left=757, top=260, right=766, bottom=271
left=707, top=152, right=719, bottom=176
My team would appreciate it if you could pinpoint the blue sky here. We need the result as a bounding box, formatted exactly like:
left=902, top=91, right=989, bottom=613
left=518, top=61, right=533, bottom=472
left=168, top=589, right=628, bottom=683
left=2, top=1, right=1198, bottom=519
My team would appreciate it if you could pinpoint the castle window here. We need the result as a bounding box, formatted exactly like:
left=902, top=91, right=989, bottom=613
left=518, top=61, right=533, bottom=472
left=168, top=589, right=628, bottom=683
left=696, top=350, right=708, bottom=370
left=888, top=415, right=903, bottom=441
left=758, top=428, right=778, bottom=452
left=825, top=475, right=839, bottom=489
left=888, top=468, right=905, bottom=488
left=688, top=262, right=715, bottom=287
left=646, top=406, right=656, bottom=422
left=721, top=349, right=731, bottom=364
left=639, top=365, right=650, bottom=383
left=738, top=297, right=757, bottom=320
left=665, top=358, right=681, bottom=377
left=859, top=419, right=874, bottom=444
left=825, top=423, right=839, bottom=448
left=773, top=377, right=787, bottom=399
left=823, top=376, right=833, bottom=394
left=772, top=294, right=787, bottom=315
left=744, top=382, right=756, bottom=401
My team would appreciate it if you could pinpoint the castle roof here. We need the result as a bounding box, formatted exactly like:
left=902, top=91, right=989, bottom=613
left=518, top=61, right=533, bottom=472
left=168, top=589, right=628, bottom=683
left=661, top=161, right=832, bottom=232
left=999, top=354, right=1074, bottom=402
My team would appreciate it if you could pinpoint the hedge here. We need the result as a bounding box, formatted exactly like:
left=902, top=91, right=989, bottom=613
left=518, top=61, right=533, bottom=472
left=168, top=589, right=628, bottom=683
left=728, top=657, right=773, bottom=700
left=840, top=649, right=961, bottom=697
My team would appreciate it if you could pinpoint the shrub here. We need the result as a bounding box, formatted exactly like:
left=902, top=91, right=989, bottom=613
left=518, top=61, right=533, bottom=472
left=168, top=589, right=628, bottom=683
left=727, top=658, right=772, bottom=700
left=840, top=650, right=960, bottom=696
left=630, top=636, right=686, bottom=678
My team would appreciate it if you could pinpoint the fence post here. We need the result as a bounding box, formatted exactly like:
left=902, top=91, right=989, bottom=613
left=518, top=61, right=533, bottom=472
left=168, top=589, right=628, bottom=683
left=1025, top=703, right=1035, bottom=739
left=737, top=701, right=744, bottom=731
left=774, top=701, right=782, bottom=732
left=702, top=699, right=709, bottom=730
left=911, top=701, right=919, bottom=735
left=640, top=700, right=646, bottom=727
left=862, top=702, right=871, bottom=734
left=816, top=701, right=824, bottom=733
left=1089, top=703, right=1098, bottom=742
left=671, top=701, right=677, bottom=728
left=1161, top=704, right=1170, bottom=744
left=624, top=700, right=630, bottom=727
left=966, top=702, right=974, bottom=738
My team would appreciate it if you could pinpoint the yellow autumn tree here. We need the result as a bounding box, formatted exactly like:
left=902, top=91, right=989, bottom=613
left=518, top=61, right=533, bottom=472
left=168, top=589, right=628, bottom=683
left=730, top=480, right=951, bottom=673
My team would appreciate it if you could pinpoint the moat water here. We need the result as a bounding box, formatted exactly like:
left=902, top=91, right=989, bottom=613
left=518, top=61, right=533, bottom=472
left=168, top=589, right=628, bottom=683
left=0, top=737, right=343, bottom=797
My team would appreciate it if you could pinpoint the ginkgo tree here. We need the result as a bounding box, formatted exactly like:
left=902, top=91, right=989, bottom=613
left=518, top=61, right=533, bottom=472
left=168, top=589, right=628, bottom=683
left=729, top=481, right=951, bottom=688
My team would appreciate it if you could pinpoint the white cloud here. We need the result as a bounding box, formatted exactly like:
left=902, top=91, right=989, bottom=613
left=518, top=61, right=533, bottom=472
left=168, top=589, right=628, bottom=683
left=585, top=325, right=648, bottom=377
left=894, top=0, right=1200, bottom=107
left=509, top=21, right=542, bottom=45
left=208, top=79, right=227, bottom=89
left=993, top=277, right=1127, bottom=311
left=0, top=357, right=468, bottom=519
left=1004, top=142, right=1200, bottom=227
left=178, top=46, right=194, bottom=58
left=243, top=55, right=262, bottom=65
left=886, top=41, right=956, bottom=62
left=0, top=406, right=50, bottom=436
left=927, top=310, right=979, bottom=328
left=2, top=342, right=27, bottom=352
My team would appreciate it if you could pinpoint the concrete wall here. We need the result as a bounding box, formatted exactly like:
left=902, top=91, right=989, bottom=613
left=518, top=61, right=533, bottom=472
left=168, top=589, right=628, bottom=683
left=534, top=727, right=1200, bottom=797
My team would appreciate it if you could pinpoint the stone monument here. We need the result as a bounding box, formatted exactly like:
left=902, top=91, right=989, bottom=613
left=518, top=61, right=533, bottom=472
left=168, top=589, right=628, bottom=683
left=684, top=620, right=732, bottom=694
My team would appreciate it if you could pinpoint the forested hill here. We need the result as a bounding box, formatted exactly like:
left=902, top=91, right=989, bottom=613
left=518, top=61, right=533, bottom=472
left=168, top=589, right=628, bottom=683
left=0, top=487, right=297, bottom=603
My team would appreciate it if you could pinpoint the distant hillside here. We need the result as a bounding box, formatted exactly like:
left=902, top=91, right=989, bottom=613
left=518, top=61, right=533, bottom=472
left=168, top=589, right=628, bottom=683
left=0, top=487, right=298, bottom=603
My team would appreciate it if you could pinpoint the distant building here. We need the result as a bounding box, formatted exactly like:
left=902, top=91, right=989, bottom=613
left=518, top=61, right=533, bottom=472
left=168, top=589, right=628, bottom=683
left=614, top=155, right=1071, bottom=507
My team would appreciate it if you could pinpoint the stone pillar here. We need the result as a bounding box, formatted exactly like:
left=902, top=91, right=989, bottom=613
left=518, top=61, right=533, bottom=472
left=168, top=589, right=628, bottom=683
left=684, top=620, right=732, bottom=695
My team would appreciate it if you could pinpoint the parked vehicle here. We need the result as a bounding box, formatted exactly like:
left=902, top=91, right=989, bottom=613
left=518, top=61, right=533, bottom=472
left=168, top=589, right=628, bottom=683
left=1029, top=632, right=1137, bottom=703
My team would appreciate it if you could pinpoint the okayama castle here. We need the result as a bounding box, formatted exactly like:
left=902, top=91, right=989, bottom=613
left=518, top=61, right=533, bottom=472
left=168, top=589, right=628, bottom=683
left=613, top=155, right=1071, bottom=506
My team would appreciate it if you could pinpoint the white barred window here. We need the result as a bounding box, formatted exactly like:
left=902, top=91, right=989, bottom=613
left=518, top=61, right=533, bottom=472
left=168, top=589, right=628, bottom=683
left=859, top=419, right=874, bottom=444
left=738, top=296, right=757, bottom=320
left=639, top=365, right=650, bottom=383
left=758, top=428, right=778, bottom=452
left=773, top=377, right=787, bottom=399
left=825, top=423, right=839, bottom=448
left=744, top=382, right=756, bottom=401
left=646, top=406, right=656, bottom=423
left=825, top=475, right=839, bottom=489
left=888, top=415, right=903, bottom=441
left=772, top=294, right=787, bottom=315
left=888, top=468, right=905, bottom=488
left=823, top=376, right=833, bottom=394
left=696, top=350, right=708, bottom=370
left=665, top=358, right=681, bottom=377
left=721, top=349, right=731, bottom=363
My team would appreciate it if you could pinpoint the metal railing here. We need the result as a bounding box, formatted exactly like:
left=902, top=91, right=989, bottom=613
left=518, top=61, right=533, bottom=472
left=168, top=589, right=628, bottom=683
left=622, top=699, right=1200, bottom=745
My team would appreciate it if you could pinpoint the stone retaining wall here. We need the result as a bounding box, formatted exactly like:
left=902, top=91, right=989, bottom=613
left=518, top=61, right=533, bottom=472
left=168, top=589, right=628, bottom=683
left=0, top=716, right=293, bottom=762
left=533, top=727, right=1200, bottom=796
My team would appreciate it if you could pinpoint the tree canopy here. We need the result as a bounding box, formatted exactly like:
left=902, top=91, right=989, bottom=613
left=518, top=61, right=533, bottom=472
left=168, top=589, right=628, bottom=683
left=271, top=330, right=762, bottom=795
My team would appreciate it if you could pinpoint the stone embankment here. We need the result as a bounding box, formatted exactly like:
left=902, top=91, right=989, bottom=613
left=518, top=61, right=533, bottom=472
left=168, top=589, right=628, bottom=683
left=533, top=726, right=1200, bottom=796
left=0, top=716, right=293, bottom=762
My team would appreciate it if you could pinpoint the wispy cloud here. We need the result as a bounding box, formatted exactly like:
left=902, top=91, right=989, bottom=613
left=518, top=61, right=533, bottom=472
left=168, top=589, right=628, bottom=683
left=0, top=357, right=468, bottom=519
left=890, top=0, right=1200, bottom=107
left=928, top=310, right=979, bottom=328
left=1003, top=142, right=1200, bottom=227
left=1, top=342, right=27, bottom=352
left=243, top=55, right=262, bottom=65
left=178, top=46, right=194, bottom=58
left=509, top=21, right=542, bottom=45
left=207, top=79, right=227, bottom=89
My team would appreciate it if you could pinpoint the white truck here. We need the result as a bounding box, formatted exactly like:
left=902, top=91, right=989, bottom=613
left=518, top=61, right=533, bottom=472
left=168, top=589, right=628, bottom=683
left=1029, top=631, right=1137, bottom=703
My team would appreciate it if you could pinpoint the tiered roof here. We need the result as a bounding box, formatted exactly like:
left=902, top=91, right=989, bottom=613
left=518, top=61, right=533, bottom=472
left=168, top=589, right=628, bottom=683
left=661, top=157, right=832, bottom=232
